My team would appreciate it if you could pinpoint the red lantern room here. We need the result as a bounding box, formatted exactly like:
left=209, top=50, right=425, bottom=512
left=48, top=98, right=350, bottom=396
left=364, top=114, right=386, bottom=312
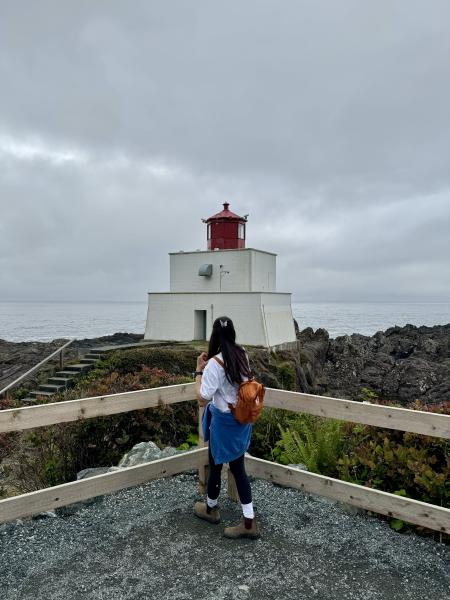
left=203, top=202, right=248, bottom=250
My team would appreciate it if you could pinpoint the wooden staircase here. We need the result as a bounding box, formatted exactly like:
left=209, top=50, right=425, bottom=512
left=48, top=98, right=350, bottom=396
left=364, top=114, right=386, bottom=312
left=8, top=340, right=178, bottom=406
left=22, top=351, right=104, bottom=404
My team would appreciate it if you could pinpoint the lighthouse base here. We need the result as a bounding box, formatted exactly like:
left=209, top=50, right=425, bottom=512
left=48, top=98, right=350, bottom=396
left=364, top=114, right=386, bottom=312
left=144, top=292, right=296, bottom=348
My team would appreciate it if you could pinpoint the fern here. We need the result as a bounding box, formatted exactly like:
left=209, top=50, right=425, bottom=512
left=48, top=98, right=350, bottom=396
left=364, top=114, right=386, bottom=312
left=276, top=415, right=344, bottom=475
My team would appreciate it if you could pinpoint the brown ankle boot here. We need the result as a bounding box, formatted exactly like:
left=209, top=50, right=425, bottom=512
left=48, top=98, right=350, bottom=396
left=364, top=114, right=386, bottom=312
left=193, top=501, right=220, bottom=524
left=223, top=516, right=260, bottom=539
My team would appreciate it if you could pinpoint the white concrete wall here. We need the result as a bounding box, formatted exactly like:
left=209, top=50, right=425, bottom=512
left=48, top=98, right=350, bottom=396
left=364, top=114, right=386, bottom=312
left=144, top=291, right=296, bottom=347
left=250, top=251, right=276, bottom=292
left=145, top=292, right=267, bottom=345
left=169, top=249, right=276, bottom=293
left=261, top=293, right=297, bottom=347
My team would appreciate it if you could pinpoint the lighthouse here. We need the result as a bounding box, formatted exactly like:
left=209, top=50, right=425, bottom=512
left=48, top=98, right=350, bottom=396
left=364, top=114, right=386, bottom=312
left=144, top=203, right=297, bottom=348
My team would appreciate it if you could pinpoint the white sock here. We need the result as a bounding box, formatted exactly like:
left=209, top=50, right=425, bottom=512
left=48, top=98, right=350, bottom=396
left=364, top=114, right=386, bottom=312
left=207, top=496, right=218, bottom=508
left=241, top=502, right=254, bottom=519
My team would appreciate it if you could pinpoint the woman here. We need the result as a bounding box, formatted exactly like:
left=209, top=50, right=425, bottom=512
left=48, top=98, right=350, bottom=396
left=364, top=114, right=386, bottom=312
left=193, top=316, right=260, bottom=539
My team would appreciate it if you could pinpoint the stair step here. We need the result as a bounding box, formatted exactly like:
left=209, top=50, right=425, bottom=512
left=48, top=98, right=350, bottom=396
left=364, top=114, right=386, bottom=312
left=55, top=370, right=80, bottom=378
left=21, top=397, right=37, bottom=405
left=29, top=390, right=55, bottom=399
left=79, top=358, right=98, bottom=364
left=84, top=353, right=102, bottom=359
left=48, top=377, right=74, bottom=387
left=38, top=384, right=66, bottom=393
left=63, top=364, right=92, bottom=373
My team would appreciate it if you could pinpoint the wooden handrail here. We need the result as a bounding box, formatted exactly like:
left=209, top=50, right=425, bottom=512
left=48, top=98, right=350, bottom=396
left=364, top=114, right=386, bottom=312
left=0, top=448, right=209, bottom=523
left=264, top=389, right=450, bottom=439
left=245, top=456, right=450, bottom=534
left=0, top=384, right=448, bottom=532
left=0, top=338, right=75, bottom=397
left=0, top=383, right=196, bottom=432
left=0, top=384, right=448, bottom=439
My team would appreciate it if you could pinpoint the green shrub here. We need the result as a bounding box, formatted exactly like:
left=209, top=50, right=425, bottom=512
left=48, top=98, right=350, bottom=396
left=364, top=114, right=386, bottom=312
left=276, top=362, right=297, bottom=390
left=250, top=408, right=295, bottom=460
left=110, top=347, right=198, bottom=377
left=177, top=431, right=199, bottom=451
left=337, top=407, right=449, bottom=508
left=359, top=387, right=379, bottom=402
left=274, top=414, right=344, bottom=475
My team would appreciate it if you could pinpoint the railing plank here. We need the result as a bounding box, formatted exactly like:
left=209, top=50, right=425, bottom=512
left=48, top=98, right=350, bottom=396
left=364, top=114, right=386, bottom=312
left=0, top=447, right=209, bottom=523
left=246, top=455, right=450, bottom=534
left=0, top=383, right=196, bottom=433
left=264, top=388, right=450, bottom=439
left=1, top=384, right=448, bottom=441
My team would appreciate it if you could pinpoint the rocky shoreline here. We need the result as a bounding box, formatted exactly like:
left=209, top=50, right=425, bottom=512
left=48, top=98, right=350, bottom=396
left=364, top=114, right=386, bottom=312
left=1, top=324, right=449, bottom=407
left=297, top=323, right=450, bottom=406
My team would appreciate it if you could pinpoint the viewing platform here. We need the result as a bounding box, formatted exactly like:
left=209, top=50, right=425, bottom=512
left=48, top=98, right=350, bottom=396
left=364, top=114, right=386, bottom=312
left=1, top=379, right=449, bottom=599
left=1, top=469, right=449, bottom=600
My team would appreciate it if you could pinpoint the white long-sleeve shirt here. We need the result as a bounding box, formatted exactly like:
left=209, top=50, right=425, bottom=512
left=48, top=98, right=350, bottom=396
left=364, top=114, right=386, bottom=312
left=200, top=352, right=248, bottom=413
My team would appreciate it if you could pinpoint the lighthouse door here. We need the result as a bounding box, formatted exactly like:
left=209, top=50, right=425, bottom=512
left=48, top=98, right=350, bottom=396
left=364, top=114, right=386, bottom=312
left=194, top=310, right=207, bottom=340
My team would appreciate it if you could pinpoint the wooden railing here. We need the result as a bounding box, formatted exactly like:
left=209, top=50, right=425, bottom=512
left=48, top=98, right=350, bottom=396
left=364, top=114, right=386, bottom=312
left=0, top=384, right=449, bottom=534
left=0, top=338, right=75, bottom=399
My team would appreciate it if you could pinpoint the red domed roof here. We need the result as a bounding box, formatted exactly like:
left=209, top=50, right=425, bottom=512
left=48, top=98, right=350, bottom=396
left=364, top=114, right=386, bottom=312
left=206, top=202, right=246, bottom=222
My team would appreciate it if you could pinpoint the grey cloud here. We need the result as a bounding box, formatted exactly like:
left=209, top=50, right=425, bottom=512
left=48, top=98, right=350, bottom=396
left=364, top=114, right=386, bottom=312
left=0, top=1, right=449, bottom=303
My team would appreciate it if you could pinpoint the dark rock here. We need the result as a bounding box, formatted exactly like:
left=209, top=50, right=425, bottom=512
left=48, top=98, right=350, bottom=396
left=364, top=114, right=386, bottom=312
left=295, top=364, right=309, bottom=393
left=299, top=324, right=450, bottom=405
left=76, top=467, right=120, bottom=480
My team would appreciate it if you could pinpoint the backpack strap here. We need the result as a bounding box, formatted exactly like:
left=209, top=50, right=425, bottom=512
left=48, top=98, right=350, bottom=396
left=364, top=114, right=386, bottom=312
left=212, top=354, right=253, bottom=380
left=212, top=355, right=225, bottom=368
left=211, top=355, right=235, bottom=413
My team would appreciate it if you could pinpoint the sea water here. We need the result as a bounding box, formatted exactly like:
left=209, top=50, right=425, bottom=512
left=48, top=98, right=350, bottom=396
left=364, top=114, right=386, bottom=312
left=1, top=301, right=449, bottom=342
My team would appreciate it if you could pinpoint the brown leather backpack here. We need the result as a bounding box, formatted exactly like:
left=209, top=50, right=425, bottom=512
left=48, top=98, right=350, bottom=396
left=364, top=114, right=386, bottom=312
left=212, top=356, right=265, bottom=424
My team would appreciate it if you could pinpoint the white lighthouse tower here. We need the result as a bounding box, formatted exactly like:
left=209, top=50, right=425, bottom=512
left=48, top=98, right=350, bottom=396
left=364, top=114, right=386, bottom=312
left=144, top=203, right=297, bottom=348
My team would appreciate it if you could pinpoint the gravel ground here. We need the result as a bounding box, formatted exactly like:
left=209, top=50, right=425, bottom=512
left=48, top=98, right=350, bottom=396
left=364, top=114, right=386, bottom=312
left=0, top=474, right=449, bottom=600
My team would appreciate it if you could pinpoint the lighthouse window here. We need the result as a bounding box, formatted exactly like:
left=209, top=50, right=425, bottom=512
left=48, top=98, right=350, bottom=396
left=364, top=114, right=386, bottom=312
left=207, top=223, right=211, bottom=239
left=238, top=223, right=245, bottom=239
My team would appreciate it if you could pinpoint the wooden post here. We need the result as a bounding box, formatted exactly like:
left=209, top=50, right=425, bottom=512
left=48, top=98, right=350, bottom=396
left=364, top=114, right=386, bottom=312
left=227, top=466, right=239, bottom=502
left=198, top=405, right=208, bottom=495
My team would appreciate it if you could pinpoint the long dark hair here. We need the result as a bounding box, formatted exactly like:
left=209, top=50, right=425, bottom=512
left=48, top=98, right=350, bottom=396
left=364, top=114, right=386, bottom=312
left=207, top=316, right=252, bottom=385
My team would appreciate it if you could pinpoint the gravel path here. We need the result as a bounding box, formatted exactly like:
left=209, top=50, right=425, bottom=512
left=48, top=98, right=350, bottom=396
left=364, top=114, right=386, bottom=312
left=1, top=474, right=449, bottom=600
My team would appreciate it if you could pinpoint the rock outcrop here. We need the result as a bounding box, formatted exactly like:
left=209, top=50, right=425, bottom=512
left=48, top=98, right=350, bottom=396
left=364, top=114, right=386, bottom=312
left=297, top=324, right=450, bottom=406
left=76, top=441, right=192, bottom=482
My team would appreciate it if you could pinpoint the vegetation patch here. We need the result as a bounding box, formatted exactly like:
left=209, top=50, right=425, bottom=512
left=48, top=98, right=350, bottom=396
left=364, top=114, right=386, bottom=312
left=3, top=348, right=198, bottom=492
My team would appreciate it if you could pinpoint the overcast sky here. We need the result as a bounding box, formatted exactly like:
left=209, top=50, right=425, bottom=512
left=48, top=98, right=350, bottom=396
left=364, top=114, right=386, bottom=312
left=1, top=1, right=449, bottom=303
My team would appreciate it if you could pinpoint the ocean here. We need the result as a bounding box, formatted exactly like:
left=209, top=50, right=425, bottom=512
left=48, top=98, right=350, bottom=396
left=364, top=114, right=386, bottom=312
left=1, top=301, right=449, bottom=343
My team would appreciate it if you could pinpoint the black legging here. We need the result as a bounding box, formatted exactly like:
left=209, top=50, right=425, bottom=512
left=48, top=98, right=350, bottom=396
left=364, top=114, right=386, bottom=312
left=207, top=443, right=252, bottom=505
